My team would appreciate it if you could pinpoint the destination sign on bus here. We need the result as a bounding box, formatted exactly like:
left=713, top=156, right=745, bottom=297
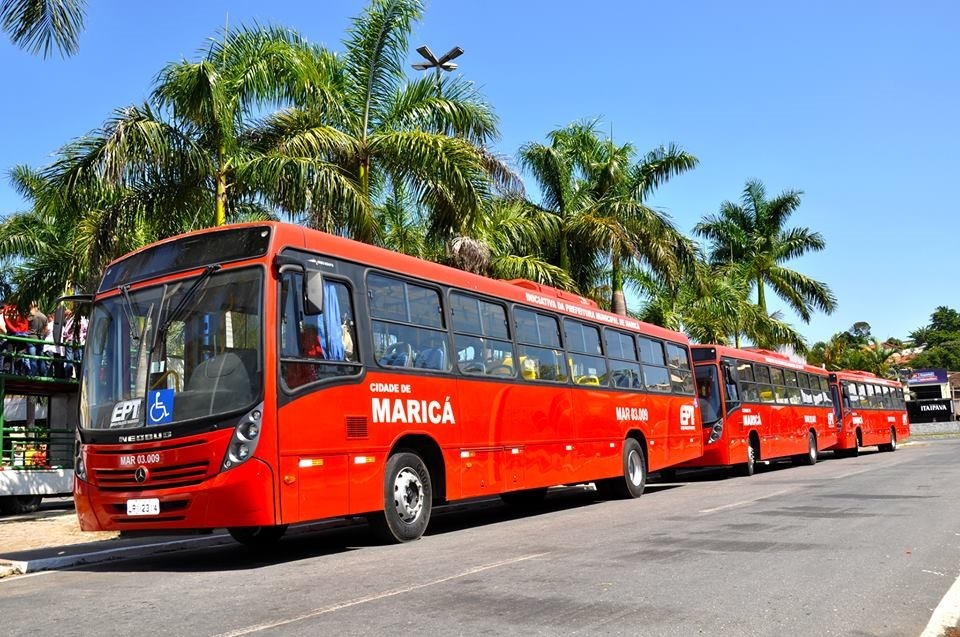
left=523, top=292, right=641, bottom=330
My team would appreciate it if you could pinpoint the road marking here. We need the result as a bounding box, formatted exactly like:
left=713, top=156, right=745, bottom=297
left=921, top=569, right=960, bottom=637
left=213, top=552, right=550, bottom=636
left=698, top=488, right=793, bottom=514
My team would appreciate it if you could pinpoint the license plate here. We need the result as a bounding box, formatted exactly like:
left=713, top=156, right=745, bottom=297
left=126, top=498, right=160, bottom=516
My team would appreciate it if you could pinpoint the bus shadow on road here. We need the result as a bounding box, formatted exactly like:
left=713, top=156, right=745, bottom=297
left=72, top=484, right=686, bottom=575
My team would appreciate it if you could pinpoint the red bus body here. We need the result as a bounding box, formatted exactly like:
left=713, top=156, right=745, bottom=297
left=828, top=369, right=909, bottom=455
left=680, top=345, right=838, bottom=474
left=74, top=222, right=702, bottom=541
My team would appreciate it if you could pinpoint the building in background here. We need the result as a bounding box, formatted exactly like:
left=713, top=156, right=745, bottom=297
left=904, top=369, right=956, bottom=423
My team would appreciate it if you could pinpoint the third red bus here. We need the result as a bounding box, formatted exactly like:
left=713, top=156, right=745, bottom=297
left=828, top=369, right=908, bottom=456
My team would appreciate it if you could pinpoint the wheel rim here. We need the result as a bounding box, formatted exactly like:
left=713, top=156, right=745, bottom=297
left=627, top=449, right=644, bottom=486
left=891, top=431, right=897, bottom=450
left=809, top=434, right=816, bottom=461
left=747, top=444, right=755, bottom=466
left=393, top=467, right=424, bottom=523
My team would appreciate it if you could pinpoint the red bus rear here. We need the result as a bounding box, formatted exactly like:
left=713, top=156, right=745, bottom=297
left=828, top=370, right=908, bottom=456
left=73, top=222, right=702, bottom=543
left=681, top=345, right=837, bottom=476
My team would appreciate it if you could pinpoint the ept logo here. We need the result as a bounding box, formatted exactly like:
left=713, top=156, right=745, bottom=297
left=111, top=399, right=142, bottom=424
left=679, top=404, right=696, bottom=430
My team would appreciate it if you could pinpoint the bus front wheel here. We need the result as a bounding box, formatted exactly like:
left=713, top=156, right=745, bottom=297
left=598, top=438, right=646, bottom=499
left=371, top=451, right=432, bottom=543
left=737, top=440, right=758, bottom=477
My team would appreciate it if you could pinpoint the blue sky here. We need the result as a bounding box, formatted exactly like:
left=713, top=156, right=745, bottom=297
left=1, top=0, right=956, bottom=345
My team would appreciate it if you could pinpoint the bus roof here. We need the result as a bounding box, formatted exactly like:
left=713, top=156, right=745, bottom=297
left=102, top=221, right=691, bottom=344
left=691, top=343, right=828, bottom=376
left=832, top=369, right=903, bottom=388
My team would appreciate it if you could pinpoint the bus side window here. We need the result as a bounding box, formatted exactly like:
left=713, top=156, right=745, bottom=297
left=281, top=273, right=360, bottom=390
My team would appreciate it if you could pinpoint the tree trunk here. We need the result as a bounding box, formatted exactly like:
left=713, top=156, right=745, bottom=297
left=756, top=272, right=767, bottom=315
left=215, top=144, right=227, bottom=226
left=611, top=253, right=627, bottom=315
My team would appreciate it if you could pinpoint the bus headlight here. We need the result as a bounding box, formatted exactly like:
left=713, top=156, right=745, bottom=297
left=707, top=420, right=723, bottom=444
left=222, top=404, right=263, bottom=471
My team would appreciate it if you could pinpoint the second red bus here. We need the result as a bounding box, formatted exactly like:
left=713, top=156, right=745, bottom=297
left=683, top=345, right=838, bottom=476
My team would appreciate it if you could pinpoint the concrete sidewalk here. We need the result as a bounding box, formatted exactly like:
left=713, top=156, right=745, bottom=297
left=0, top=500, right=232, bottom=578
left=0, top=529, right=233, bottom=577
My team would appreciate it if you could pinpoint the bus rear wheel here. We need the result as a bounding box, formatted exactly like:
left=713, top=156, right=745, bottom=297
left=0, top=495, right=43, bottom=515
left=228, top=524, right=288, bottom=547
left=370, top=451, right=432, bottom=543
left=796, top=431, right=818, bottom=466
left=880, top=428, right=897, bottom=452
left=598, top=438, right=646, bottom=499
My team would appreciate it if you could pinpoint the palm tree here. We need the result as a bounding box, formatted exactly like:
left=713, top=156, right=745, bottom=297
left=1, top=0, right=85, bottom=58
left=856, top=338, right=897, bottom=377
left=518, top=120, right=601, bottom=289
left=694, top=179, right=836, bottom=322
left=251, top=0, right=511, bottom=244
left=43, top=25, right=348, bottom=231
left=633, top=260, right=806, bottom=352
left=519, top=121, right=698, bottom=312
left=2, top=25, right=339, bottom=297
left=582, top=137, right=699, bottom=315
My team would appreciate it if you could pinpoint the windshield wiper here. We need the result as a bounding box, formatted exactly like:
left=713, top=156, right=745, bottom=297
left=118, top=285, right=140, bottom=341
left=150, top=264, right=221, bottom=354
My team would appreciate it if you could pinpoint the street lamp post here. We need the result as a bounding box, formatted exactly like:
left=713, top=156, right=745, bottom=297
left=412, top=45, right=463, bottom=96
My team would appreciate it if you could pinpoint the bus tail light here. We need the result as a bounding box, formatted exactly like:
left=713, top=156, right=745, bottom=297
left=707, top=420, right=723, bottom=444
left=222, top=404, right=264, bottom=472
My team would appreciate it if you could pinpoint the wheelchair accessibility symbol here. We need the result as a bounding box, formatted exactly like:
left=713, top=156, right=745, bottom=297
left=147, top=389, right=174, bottom=425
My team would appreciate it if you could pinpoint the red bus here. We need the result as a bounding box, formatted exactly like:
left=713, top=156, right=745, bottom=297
left=828, top=370, right=908, bottom=456
left=682, top=345, right=838, bottom=476
left=72, top=222, right=702, bottom=544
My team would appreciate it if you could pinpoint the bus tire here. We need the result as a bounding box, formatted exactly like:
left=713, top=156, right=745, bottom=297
left=799, top=431, right=818, bottom=466
left=0, top=495, right=43, bottom=515
left=737, top=439, right=758, bottom=477
left=371, top=451, right=432, bottom=543
left=880, top=428, right=897, bottom=452
left=849, top=431, right=862, bottom=457
left=500, top=487, right=548, bottom=508
left=228, top=525, right=288, bottom=547
left=598, top=438, right=646, bottom=499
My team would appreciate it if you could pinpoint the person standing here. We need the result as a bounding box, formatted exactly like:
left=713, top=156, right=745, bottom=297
left=27, top=302, right=48, bottom=376
left=3, top=303, right=30, bottom=374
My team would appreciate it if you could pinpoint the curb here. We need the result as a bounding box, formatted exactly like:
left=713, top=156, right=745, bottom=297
left=0, top=532, right=234, bottom=578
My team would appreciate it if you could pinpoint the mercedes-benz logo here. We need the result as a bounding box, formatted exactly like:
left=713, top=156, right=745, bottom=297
left=134, top=467, right=148, bottom=483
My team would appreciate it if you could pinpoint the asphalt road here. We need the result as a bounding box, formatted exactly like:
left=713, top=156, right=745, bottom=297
left=2, top=439, right=959, bottom=637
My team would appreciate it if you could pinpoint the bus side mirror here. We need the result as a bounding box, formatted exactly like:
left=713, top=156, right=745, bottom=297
left=303, top=268, right=324, bottom=316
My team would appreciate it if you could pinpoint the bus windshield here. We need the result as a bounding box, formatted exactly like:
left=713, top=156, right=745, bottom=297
left=80, top=267, right=263, bottom=430
left=695, top=364, right=723, bottom=426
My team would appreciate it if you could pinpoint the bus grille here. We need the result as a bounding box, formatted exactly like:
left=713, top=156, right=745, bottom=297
left=93, top=461, right=210, bottom=492
left=346, top=416, right=368, bottom=439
